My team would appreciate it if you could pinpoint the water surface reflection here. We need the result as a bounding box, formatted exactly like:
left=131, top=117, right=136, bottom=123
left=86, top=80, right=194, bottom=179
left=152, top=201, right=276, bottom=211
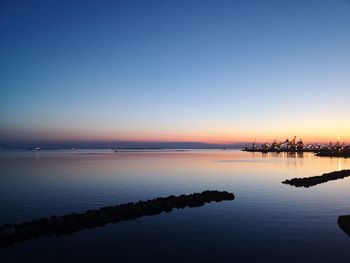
left=1, top=150, right=350, bottom=262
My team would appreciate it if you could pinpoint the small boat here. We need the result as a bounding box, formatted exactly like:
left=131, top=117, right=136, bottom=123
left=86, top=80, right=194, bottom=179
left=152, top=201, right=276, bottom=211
left=35, top=147, right=41, bottom=151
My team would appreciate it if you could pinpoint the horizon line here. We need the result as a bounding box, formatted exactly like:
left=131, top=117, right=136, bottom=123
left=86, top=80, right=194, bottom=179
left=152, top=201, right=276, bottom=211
left=1, top=138, right=349, bottom=150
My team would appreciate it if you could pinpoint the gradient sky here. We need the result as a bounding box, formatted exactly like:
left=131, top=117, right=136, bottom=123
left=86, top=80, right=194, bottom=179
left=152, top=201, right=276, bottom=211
left=1, top=0, right=350, bottom=145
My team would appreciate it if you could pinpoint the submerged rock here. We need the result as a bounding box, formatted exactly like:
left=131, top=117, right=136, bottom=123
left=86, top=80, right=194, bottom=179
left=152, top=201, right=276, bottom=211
left=282, top=169, right=350, bottom=188
left=338, top=216, right=350, bottom=237
left=0, top=190, right=234, bottom=249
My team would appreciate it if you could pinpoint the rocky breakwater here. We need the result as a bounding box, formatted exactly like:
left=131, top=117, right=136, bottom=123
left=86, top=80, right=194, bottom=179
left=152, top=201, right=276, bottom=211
left=282, top=169, right=350, bottom=188
left=0, top=190, right=234, bottom=249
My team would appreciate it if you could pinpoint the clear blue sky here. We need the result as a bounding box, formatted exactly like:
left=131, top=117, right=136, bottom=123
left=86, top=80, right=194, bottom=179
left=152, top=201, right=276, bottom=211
left=1, top=0, right=350, bottom=146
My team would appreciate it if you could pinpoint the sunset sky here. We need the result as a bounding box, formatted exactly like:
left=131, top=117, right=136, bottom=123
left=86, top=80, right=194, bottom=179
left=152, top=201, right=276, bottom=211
left=1, top=0, right=350, bottom=147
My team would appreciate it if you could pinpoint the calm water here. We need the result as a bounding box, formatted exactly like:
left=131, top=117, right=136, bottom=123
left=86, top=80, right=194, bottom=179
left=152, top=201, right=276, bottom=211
left=1, top=149, right=350, bottom=262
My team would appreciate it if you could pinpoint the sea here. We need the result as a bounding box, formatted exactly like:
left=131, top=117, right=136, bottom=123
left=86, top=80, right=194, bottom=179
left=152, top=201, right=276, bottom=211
left=1, top=149, right=350, bottom=262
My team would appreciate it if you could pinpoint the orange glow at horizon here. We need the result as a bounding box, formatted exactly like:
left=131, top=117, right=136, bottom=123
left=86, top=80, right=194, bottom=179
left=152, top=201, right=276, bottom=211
left=3, top=125, right=349, bottom=144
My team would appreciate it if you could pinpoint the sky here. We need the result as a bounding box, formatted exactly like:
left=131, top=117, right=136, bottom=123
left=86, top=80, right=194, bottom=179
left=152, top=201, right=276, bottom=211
left=0, top=0, right=350, bottom=147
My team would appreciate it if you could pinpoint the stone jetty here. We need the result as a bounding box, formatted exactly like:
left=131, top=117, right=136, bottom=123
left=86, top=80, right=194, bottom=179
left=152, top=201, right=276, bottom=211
left=0, top=190, right=234, bottom=249
left=282, top=169, right=350, bottom=188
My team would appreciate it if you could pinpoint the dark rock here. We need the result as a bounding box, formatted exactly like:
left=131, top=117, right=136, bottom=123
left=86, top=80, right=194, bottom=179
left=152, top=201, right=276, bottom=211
left=1, top=227, right=15, bottom=237
left=338, top=215, right=350, bottom=237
